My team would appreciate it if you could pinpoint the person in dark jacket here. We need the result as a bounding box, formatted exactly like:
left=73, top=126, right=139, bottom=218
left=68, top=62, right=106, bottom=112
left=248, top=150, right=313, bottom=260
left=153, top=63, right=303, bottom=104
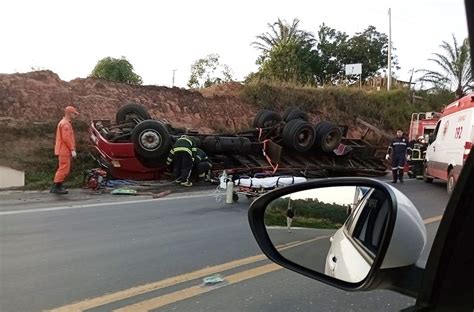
left=286, top=202, right=295, bottom=233
left=166, top=135, right=197, bottom=187
left=385, top=129, right=412, bottom=183
left=194, top=148, right=212, bottom=182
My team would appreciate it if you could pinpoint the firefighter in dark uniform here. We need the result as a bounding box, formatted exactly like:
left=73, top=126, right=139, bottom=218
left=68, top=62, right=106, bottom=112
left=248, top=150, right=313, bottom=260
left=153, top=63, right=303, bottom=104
left=166, top=135, right=197, bottom=187
left=386, top=129, right=412, bottom=183
left=194, top=148, right=212, bottom=182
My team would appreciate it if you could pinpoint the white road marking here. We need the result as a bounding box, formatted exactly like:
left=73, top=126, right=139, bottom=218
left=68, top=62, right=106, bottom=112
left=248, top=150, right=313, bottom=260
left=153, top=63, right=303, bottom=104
left=0, top=193, right=216, bottom=216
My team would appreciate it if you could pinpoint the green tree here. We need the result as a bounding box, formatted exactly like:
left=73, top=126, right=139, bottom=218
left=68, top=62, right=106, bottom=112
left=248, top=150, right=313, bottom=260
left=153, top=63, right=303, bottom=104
left=342, top=26, right=395, bottom=80
left=90, top=57, right=142, bottom=85
left=419, top=35, right=472, bottom=98
left=315, top=25, right=395, bottom=84
left=188, top=54, right=234, bottom=89
left=257, top=39, right=318, bottom=84
left=315, top=23, right=349, bottom=85
left=252, top=18, right=313, bottom=56
left=252, top=18, right=318, bottom=84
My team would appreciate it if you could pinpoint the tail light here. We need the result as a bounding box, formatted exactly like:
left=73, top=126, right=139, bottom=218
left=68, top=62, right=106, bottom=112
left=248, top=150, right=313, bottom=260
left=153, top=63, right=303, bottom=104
left=463, top=141, right=472, bottom=164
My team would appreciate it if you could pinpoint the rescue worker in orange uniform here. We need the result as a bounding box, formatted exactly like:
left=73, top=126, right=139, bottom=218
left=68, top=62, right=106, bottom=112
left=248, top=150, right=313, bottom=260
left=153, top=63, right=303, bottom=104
left=50, top=106, right=79, bottom=194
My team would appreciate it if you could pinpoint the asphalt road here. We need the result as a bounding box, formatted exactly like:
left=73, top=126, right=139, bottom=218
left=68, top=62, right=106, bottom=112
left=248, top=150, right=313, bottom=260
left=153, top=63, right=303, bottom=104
left=0, top=179, right=450, bottom=312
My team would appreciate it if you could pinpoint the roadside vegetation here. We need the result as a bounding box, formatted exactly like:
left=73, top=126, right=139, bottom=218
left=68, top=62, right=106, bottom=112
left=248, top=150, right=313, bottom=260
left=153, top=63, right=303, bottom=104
left=265, top=197, right=348, bottom=229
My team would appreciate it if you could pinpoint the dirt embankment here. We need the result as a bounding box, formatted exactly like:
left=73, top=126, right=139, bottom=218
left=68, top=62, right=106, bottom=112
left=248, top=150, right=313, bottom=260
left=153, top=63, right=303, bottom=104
left=0, top=71, right=257, bottom=133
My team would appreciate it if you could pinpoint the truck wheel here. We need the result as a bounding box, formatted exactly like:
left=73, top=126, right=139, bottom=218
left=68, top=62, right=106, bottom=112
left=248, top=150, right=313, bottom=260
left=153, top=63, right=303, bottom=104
left=315, top=121, right=342, bottom=152
left=116, top=103, right=152, bottom=124
left=255, top=110, right=282, bottom=128
left=282, top=119, right=316, bottom=152
left=447, top=171, right=456, bottom=195
left=423, top=165, right=434, bottom=183
left=132, top=120, right=170, bottom=159
left=252, top=110, right=266, bottom=128
left=282, top=107, right=309, bottom=122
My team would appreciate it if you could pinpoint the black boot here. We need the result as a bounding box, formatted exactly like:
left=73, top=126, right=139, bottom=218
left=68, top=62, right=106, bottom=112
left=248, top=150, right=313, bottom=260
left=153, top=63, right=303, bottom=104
left=398, top=169, right=404, bottom=183
left=391, top=170, right=398, bottom=183
left=50, top=183, right=68, bottom=194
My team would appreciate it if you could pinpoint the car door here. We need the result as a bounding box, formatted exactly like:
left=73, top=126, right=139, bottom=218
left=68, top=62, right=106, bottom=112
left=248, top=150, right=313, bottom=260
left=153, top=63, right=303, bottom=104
left=426, top=119, right=446, bottom=179
left=325, top=189, right=373, bottom=281
left=325, top=188, right=390, bottom=283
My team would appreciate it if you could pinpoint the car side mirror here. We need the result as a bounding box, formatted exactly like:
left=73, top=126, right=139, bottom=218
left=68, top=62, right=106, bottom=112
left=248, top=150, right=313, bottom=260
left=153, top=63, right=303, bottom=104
left=248, top=178, right=426, bottom=295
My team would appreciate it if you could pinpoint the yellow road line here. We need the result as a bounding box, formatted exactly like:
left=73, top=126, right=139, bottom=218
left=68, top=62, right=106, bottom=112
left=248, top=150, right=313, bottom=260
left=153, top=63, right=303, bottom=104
left=49, top=255, right=266, bottom=312
left=279, top=236, right=330, bottom=251
left=113, top=263, right=281, bottom=312
left=48, top=241, right=301, bottom=312
left=424, top=215, right=443, bottom=225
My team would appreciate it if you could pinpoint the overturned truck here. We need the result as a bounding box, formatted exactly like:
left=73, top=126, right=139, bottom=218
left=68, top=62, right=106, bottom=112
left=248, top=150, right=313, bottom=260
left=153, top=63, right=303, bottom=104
left=89, top=103, right=387, bottom=180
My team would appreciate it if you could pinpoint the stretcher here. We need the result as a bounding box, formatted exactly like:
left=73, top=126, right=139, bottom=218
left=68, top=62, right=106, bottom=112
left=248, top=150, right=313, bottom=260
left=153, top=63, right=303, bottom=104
left=234, top=176, right=307, bottom=188
left=219, top=174, right=307, bottom=201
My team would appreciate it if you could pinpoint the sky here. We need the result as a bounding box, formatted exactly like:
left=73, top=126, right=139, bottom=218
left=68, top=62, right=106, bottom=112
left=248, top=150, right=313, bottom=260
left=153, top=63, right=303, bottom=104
left=0, top=0, right=468, bottom=88
left=285, top=186, right=358, bottom=206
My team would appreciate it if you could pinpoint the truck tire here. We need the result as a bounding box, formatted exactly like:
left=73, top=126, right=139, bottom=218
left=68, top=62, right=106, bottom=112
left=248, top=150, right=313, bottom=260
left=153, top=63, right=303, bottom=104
left=202, top=136, right=251, bottom=154
left=131, top=120, right=170, bottom=159
left=314, top=121, right=342, bottom=152
left=423, top=165, right=434, bottom=183
left=252, top=110, right=267, bottom=128
left=116, top=103, right=152, bottom=124
left=254, top=110, right=282, bottom=128
left=282, top=119, right=316, bottom=152
left=282, top=107, right=309, bottom=122
left=447, top=171, right=456, bottom=194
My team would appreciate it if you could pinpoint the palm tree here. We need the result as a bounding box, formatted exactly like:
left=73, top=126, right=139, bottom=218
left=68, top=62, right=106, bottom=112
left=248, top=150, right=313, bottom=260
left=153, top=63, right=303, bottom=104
left=419, top=35, right=472, bottom=98
left=252, top=18, right=314, bottom=55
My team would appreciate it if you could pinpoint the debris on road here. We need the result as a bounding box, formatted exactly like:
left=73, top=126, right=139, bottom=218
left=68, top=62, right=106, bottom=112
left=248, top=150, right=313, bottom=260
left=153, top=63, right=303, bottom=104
left=151, top=190, right=172, bottom=199
left=111, top=188, right=138, bottom=196
left=203, top=274, right=225, bottom=286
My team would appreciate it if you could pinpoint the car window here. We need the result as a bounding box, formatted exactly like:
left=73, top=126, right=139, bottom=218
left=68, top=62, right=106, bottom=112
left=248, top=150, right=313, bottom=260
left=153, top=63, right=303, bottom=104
left=432, top=120, right=441, bottom=141
left=352, top=189, right=389, bottom=255
left=345, top=188, right=374, bottom=235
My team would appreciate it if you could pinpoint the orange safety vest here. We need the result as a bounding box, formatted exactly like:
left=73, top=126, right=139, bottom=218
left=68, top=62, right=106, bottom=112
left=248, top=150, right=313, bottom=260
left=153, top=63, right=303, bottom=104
left=54, top=117, right=76, bottom=156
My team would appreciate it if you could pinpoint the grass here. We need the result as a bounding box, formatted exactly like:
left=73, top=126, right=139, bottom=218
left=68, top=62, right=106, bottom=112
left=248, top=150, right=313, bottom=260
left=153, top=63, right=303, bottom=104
left=264, top=212, right=344, bottom=229
left=23, top=153, right=96, bottom=190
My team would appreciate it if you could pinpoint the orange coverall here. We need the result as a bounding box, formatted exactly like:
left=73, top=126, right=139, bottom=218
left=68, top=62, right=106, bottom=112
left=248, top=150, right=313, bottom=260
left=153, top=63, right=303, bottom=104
left=54, top=118, right=76, bottom=183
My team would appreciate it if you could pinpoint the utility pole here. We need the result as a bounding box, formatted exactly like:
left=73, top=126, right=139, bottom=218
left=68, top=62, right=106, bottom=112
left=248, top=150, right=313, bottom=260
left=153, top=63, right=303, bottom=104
left=172, top=69, right=177, bottom=87
left=387, top=8, right=392, bottom=91
left=408, top=68, right=415, bottom=90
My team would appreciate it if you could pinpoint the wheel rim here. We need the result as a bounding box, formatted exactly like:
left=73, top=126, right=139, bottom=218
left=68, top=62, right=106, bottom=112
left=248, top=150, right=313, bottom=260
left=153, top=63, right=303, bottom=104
left=324, top=130, right=338, bottom=146
left=125, top=112, right=139, bottom=121
left=296, top=128, right=313, bottom=147
left=139, top=130, right=162, bottom=151
left=448, top=176, right=455, bottom=191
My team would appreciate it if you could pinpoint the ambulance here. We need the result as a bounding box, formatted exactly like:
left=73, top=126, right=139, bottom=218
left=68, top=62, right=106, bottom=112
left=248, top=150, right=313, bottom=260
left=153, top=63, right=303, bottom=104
left=424, top=95, right=474, bottom=194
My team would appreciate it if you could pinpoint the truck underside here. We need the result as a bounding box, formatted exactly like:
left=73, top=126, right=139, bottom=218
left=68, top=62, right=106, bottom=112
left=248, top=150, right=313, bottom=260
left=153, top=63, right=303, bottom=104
left=89, top=104, right=387, bottom=180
